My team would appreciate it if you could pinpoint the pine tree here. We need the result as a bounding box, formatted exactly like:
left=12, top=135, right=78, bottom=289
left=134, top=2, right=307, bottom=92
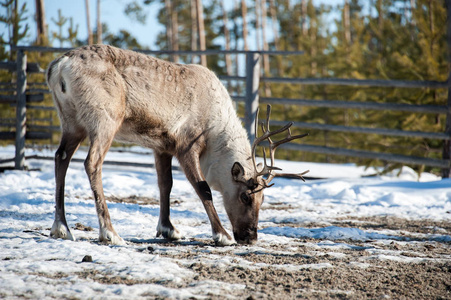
left=51, top=9, right=67, bottom=47
left=220, top=0, right=232, bottom=76
left=148, top=0, right=222, bottom=70
left=97, top=0, right=102, bottom=44
left=0, top=0, right=30, bottom=129
left=102, top=24, right=143, bottom=49
left=321, top=0, right=448, bottom=172
left=85, top=0, right=93, bottom=44
left=0, top=0, right=29, bottom=60
left=35, top=0, right=47, bottom=45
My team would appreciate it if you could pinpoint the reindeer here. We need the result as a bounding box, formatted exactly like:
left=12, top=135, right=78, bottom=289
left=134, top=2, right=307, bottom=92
left=46, top=45, right=308, bottom=246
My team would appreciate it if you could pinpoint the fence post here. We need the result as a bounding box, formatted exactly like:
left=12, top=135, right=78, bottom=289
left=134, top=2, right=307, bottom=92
left=15, top=50, right=27, bottom=170
left=245, top=52, right=261, bottom=144
left=445, top=85, right=451, bottom=178
left=443, top=0, right=451, bottom=178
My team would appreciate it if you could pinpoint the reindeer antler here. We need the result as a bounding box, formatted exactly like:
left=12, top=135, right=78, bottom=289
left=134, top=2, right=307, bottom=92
left=251, top=105, right=309, bottom=188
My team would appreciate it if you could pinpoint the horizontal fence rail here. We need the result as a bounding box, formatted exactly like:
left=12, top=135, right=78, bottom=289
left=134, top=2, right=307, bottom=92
left=260, top=77, right=450, bottom=89
left=260, top=97, right=449, bottom=114
left=10, top=45, right=305, bottom=56
left=1, top=45, right=450, bottom=177
left=281, top=143, right=450, bottom=169
left=269, top=120, right=451, bottom=140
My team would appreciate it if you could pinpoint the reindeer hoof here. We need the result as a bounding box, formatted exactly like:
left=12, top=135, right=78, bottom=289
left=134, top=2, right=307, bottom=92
left=156, top=224, right=183, bottom=240
left=99, top=228, right=126, bottom=245
left=213, top=232, right=236, bottom=246
left=50, top=221, right=76, bottom=241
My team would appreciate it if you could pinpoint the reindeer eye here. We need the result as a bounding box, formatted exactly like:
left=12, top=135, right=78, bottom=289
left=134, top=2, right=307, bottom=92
left=240, top=192, right=251, bottom=205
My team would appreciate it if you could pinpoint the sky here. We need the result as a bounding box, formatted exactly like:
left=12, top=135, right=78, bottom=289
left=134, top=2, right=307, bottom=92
left=2, top=0, right=347, bottom=50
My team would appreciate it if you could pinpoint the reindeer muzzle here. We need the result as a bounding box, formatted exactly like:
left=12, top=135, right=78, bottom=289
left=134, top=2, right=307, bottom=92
left=234, top=227, right=257, bottom=245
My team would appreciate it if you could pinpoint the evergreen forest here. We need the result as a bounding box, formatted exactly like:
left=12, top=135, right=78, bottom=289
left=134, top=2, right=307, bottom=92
left=0, top=0, right=449, bottom=175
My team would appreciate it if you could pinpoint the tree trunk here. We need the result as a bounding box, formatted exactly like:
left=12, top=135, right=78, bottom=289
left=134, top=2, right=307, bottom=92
left=191, top=0, right=198, bottom=63
left=269, top=0, right=282, bottom=75
left=310, top=19, right=317, bottom=76
left=196, top=0, right=207, bottom=66
left=233, top=0, right=240, bottom=94
left=220, top=0, right=232, bottom=76
left=35, top=0, right=46, bottom=45
left=255, top=0, right=261, bottom=50
left=85, top=0, right=93, bottom=45
left=261, top=0, right=271, bottom=96
left=301, top=0, right=307, bottom=37
left=261, top=0, right=268, bottom=53
left=165, top=0, right=173, bottom=60
left=377, top=0, right=383, bottom=52
left=268, top=1, right=279, bottom=47
left=96, top=0, right=102, bottom=44
left=241, top=0, right=249, bottom=51
left=408, top=0, right=416, bottom=40
left=171, top=0, right=179, bottom=62
left=344, top=0, right=351, bottom=45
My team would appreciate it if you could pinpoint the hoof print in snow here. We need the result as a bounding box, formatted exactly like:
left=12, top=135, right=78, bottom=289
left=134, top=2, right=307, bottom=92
left=75, top=223, right=94, bottom=231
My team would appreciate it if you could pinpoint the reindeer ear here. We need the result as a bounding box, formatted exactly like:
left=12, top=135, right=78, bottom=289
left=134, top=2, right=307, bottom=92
left=232, top=162, right=245, bottom=182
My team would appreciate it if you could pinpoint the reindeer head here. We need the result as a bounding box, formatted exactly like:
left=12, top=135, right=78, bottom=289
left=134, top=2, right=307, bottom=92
left=226, top=105, right=309, bottom=244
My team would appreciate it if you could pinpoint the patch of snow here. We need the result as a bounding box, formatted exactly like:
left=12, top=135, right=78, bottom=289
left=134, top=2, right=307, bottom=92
left=0, top=146, right=450, bottom=298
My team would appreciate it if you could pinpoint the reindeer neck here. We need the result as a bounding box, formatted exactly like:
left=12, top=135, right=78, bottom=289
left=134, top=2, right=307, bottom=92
left=200, top=103, right=254, bottom=193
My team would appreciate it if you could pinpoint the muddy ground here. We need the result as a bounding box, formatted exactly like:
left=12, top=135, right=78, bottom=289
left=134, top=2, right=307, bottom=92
left=90, top=196, right=451, bottom=299
left=6, top=195, right=449, bottom=299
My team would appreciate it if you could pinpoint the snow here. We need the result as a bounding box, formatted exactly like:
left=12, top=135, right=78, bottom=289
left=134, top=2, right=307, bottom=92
left=0, top=145, right=450, bottom=298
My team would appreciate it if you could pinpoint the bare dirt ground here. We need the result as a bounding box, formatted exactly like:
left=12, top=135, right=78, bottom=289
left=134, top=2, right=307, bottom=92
left=98, top=196, right=451, bottom=299
left=8, top=196, right=449, bottom=299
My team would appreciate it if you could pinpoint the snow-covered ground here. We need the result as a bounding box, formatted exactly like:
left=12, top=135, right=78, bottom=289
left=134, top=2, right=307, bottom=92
left=0, top=145, right=450, bottom=299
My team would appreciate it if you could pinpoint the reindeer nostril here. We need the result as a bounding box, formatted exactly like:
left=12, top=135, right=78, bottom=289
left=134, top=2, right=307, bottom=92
left=234, top=228, right=258, bottom=245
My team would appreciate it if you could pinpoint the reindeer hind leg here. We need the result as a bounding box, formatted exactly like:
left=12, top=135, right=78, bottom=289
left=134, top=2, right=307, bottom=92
left=84, top=126, right=125, bottom=245
left=51, top=130, right=86, bottom=241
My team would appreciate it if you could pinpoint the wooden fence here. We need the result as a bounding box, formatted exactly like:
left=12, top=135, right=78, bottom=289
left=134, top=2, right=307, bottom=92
left=0, top=50, right=47, bottom=170
left=0, top=45, right=450, bottom=177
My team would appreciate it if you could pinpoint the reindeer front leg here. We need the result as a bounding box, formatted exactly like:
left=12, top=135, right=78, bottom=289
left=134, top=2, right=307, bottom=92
left=155, top=152, right=182, bottom=240
left=177, top=151, right=235, bottom=246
